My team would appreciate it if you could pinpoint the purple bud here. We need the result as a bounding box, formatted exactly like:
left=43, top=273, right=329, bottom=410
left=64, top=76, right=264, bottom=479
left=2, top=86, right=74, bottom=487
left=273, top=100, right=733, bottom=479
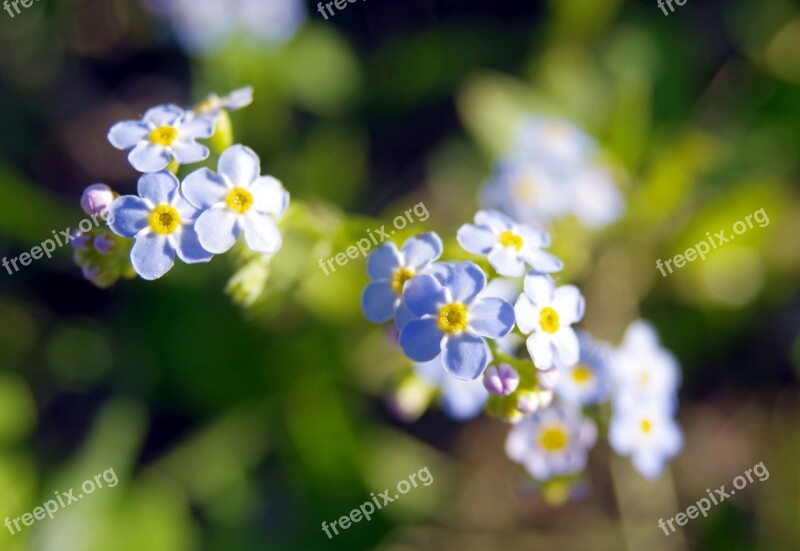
left=537, top=366, right=560, bottom=390
left=483, top=363, right=519, bottom=396
left=70, top=231, right=91, bottom=251
left=80, top=184, right=114, bottom=216
left=81, top=264, right=101, bottom=284
left=94, top=233, right=115, bottom=255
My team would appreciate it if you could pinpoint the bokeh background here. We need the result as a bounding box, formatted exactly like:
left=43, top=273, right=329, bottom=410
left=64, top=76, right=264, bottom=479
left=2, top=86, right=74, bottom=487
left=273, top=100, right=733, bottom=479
left=1, top=0, right=800, bottom=549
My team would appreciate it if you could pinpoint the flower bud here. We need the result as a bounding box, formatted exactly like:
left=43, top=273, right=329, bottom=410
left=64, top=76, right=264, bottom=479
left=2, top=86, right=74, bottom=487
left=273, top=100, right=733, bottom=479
left=80, top=184, right=115, bottom=216
left=483, top=363, right=519, bottom=396
left=70, top=231, right=91, bottom=251
left=537, top=366, right=560, bottom=390
left=94, top=233, right=115, bottom=255
left=516, top=391, right=540, bottom=414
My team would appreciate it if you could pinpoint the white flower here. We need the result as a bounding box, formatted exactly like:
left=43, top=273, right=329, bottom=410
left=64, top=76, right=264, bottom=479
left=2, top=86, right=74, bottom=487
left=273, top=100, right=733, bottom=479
left=181, top=144, right=289, bottom=254
left=457, top=210, right=563, bottom=277
left=554, top=331, right=611, bottom=406
left=108, top=104, right=215, bottom=173
left=611, top=320, right=681, bottom=409
left=609, top=400, right=683, bottom=479
left=505, top=402, right=597, bottom=481
left=514, top=273, right=585, bottom=369
left=194, top=86, right=254, bottom=116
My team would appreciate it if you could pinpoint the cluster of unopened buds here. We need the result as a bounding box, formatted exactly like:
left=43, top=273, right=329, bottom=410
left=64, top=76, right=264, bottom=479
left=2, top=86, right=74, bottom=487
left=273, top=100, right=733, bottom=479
left=364, top=117, right=683, bottom=498
left=72, top=87, right=290, bottom=286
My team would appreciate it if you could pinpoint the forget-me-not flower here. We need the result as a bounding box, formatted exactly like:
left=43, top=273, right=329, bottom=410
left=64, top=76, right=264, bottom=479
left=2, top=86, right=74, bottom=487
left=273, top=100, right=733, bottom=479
left=457, top=210, right=563, bottom=277
left=413, top=356, right=489, bottom=420
left=361, top=233, right=443, bottom=324
left=108, top=104, right=215, bottom=173
left=514, top=273, right=585, bottom=369
left=510, top=116, right=597, bottom=167
left=554, top=331, right=611, bottom=406
left=193, top=86, right=254, bottom=116
left=107, top=171, right=212, bottom=280
left=398, top=261, right=515, bottom=380
left=505, top=402, right=597, bottom=481
left=182, top=144, right=289, bottom=254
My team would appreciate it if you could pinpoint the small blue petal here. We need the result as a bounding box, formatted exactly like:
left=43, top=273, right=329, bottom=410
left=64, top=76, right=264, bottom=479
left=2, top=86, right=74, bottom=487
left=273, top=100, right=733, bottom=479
left=403, top=274, right=447, bottom=317
left=468, top=297, right=515, bottom=338
left=171, top=141, right=209, bottom=165
left=457, top=223, right=496, bottom=254
left=174, top=225, right=214, bottom=264
left=401, top=232, right=442, bottom=269
left=138, top=171, right=178, bottom=205
left=219, top=144, right=260, bottom=187
left=182, top=167, right=229, bottom=209
left=108, top=121, right=148, bottom=150
left=442, top=333, right=489, bottom=380
left=108, top=196, right=150, bottom=238
left=130, top=233, right=176, bottom=280
left=241, top=211, right=282, bottom=254
left=447, top=262, right=486, bottom=304
left=129, top=143, right=171, bottom=173
left=475, top=210, right=514, bottom=232
left=399, top=318, right=444, bottom=362
left=488, top=247, right=526, bottom=277
left=361, top=281, right=398, bottom=323
left=143, top=104, right=183, bottom=127
left=394, top=299, right=417, bottom=330
left=367, top=242, right=401, bottom=280
left=195, top=207, right=240, bottom=254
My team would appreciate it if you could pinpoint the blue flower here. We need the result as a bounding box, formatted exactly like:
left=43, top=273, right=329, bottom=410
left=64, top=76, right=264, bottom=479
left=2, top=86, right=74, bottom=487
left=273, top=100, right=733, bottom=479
left=108, top=104, right=215, bottom=173
left=510, top=116, right=597, bottom=167
left=609, top=399, right=682, bottom=479
left=505, top=401, right=597, bottom=481
left=457, top=210, right=563, bottom=277
left=413, top=356, right=489, bottom=420
left=398, top=262, right=515, bottom=380
left=182, top=144, right=289, bottom=254
left=360, top=233, right=443, bottom=324
left=107, top=171, right=212, bottom=280
left=193, top=86, right=254, bottom=116
left=554, top=331, right=611, bottom=406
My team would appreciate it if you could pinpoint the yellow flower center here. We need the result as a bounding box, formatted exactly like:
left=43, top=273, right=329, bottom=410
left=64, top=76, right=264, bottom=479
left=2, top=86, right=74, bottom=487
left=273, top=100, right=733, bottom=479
left=148, top=205, right=181, bottom=235
left=499, top=230, right=524, bottom=251
left=571, top=364, right=593, bottom=384
left=149, top=125, right=179, bottom=146
left=539, top=426, right=569, bottom=452
left=513, top=178, right=538, bottom=202
left=391, top=267, right=416, bottom=295
left=641, top=419, right=652, bottom=434
left=226, top=187, right=254, bottom=214
left=437, top=303, right=468, bottom=334
left=539, top=307, right=560, bottom=334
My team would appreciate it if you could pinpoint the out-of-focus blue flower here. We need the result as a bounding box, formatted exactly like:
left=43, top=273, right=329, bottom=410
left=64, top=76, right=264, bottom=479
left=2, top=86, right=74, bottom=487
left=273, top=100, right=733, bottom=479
left=554, top=331, right=611, bottom=406
left=93, top=233, right=116, bottom=255
left=568, top=166, right=624, bottom=229
left=510, top=116, right=597, bottom=167
left=108, top=104, right=215, bottom=173
left=514, top=273, right=584, bottom=369
left=399, top=262, right=515, bottom=380
left=239, top=0, right=306, bottom=44
left=483, top=363, right=519, bottom=396
left=609, top=400, right=683, bottom=479
left=457, top=210, right=563, bottom=277
left=193, top=86, right=254, bottom=117
left=505, top=402, right=597, bottom=481
left=108, top=171, right=212, bottom=280
left=182, top=145, right=289, bottom=254
left=610, top=320, right=681, bottom=409
left=361, top=233, right=443, bottom=324
left=413, top=356, right=489, bottom=420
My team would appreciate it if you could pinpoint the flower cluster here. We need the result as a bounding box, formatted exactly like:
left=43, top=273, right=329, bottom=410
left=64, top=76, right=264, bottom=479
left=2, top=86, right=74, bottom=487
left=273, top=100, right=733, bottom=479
left=141, top=0, right=306, bottom=54
left=73, top=87, right=290, bottom=284
left=480, top=116, right=624, bottom=229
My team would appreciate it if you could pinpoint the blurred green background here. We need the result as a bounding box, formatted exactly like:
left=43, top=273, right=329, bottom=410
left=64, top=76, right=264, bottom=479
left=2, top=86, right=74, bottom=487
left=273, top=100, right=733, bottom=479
left=1, top=0, right=800, bottom=549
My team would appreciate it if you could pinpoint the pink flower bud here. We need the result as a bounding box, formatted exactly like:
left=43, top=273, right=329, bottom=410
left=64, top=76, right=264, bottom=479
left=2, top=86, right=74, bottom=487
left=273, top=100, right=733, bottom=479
left=80, top=184, right=114, bottom=216
left=483, top=363, right=519, bottom=396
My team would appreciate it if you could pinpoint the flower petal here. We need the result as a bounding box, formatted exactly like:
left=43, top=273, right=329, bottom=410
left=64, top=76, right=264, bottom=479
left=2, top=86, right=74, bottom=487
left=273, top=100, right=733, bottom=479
left=250, top=176, right=289, bottom=215
left=181, top=114, right=215, bottom=138
left=108, top=121, right=149, bottom=150
left=174, top=225, right=214, bottom=264
left=526, top=332, right=554, bottom=368
left=182, top=167, right=229, bottom=209
left=523, top=272, right=555, bottom=305
left=394, top=299, right=417, bottom=330
left=131, top=233, right=175, bottom=280
left=219, top=144, right=260, bottom=187
left=442, top=333, right=489, bottom=380
left=401, top=232, right=443, bottom=269
left=138, top=171, right=179, bottom=205
left=361, top=281, right=398, bottom=323
left=448, top=262, right=486, bottom=304
left=108, top=196, right=150, bottom=238
left=195, top=206, right=240, bottom=254
left=241, top=212, right=282, bottom=254
left=143, top=104, right=183, bottom=127
left=468, top=297, right=515, bottom=338
left=129, top=143, right=171, bottom=173
left=520, top=248, right=563, bottom=273
left=367, top=242, right=402, bottom=280
left=552, top=285, right=585, bottom=324
left=222, top=86, right=254, bottom=110
left=475, top=209, right=514, bottom=232
left=513, top=294, right=538, bottom=334
left=456, top=223, right=497, bottom=255
left=438, top=378, right=488, bottom=420
left=399, top=318, right=444, bottom=362
left=488, top=247, right=526, bottom=277
left=403, top=274, right=447, bottom=317
left=171, top=141, right=209, bottom=165
left=553, top=327, right=580, bottom=366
